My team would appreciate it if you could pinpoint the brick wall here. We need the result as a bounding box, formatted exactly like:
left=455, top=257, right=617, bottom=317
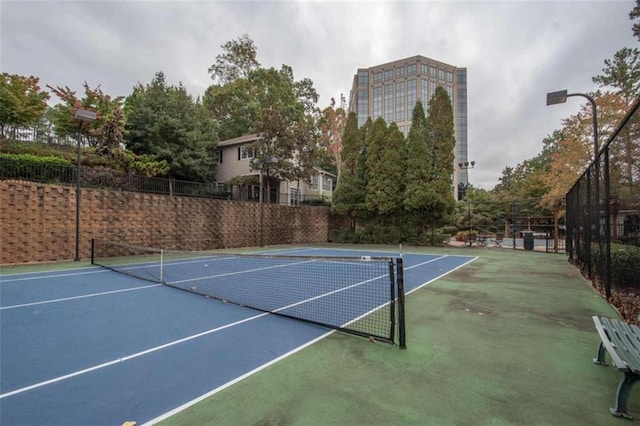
left=0, top=180, right=329, bottom=265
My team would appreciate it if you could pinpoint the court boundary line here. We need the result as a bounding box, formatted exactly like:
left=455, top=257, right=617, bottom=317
left=143, top=254, right=472, bottom=425
left=0, top=284, right=162, bottom=310
left=0, top=263, right=396, bottom=399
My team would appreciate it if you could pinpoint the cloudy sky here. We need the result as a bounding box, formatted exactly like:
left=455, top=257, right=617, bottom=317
left=2, top=0, right=637, bottom=189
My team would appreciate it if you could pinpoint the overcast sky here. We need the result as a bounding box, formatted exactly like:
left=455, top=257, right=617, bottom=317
left=2, top=0, right=637, bottom=189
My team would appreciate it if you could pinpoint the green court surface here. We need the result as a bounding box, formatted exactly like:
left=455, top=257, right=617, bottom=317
left=158, top=245, right=635, bottom=425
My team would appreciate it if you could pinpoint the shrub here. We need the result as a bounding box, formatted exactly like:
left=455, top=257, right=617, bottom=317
left=0, top=153, right=74, bottom=183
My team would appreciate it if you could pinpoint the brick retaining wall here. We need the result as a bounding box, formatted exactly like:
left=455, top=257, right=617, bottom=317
left=0, top=180, right=329, bottom=265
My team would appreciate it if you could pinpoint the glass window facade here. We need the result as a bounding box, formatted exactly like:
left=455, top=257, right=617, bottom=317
left=430, top=66, right=437, bottom=78
left=358, top=71, right=368, bottom=85
left=357, top=90, right=369, bottom=126
left=395, top=81, right=405, bottom=122
left=438, top=69, right=445, bottom=80
left=384, top=84, right=393, bottom=123
left=384, top=70, right=393, bottom=81
left=373, top=86, right=382, bottom=119
left=446, top=71, right=453, bottom=83
left=421, top=64, right=428, bottom=75
left=407, top=64, right=417, bottom=75
left=395, top=67, right=405, bottom=78
left=373, top=72, right=382, bottom=83
left=407, top=79, right=417, bottom=117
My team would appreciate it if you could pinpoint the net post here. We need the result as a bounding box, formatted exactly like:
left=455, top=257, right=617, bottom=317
left=90, top=238, right=95, bottom=265
left=160, top=249, right=164, bottom=283
left=389, top=260, right=396, bottom=344
left=396, top=257, right=406, bottom=349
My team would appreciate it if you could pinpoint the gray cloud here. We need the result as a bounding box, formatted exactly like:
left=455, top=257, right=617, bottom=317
left=2, top=0, right=636, bottom=189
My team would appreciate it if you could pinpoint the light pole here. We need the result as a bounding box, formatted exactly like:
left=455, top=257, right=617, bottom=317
left=457, top=160, right=475, bottom=201
left=74, top=109, right=97, bottom=261
left=546, top=90, right=598, bottom=158
left=547, top=90, right=598, bottom=276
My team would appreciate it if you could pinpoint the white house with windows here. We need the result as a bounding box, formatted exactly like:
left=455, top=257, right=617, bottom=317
left=216, top=133, right=334, bottom=205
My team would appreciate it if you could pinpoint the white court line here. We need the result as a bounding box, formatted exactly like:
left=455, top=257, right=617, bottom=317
left=144, top=254, right=465, bottom=424
left=169, top=259, right=316, bottom=284
left=0, top=266, right=392, bottom=400
left=0, top=284, right=162, bottom=310
left=0, top=268, right=109, bottom=283
left=0, top=311, right=270, bottom=400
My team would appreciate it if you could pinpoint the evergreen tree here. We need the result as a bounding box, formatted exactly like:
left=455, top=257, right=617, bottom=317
left=424, top=86, right=457, bottom=225
left=333, top=112, right=363, bottom=222
left=124, top=71, right=218, bottom=182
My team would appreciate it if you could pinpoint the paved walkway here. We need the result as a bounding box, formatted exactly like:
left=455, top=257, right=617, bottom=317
left=160, top=245, right=634, bottom=425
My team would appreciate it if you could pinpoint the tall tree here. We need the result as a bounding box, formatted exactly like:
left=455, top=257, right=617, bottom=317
left=365, top=118, right=406, bottom=215
left=593, top=47, right=640, bottom=105
left=424, top=86, right=457, bottom=224
left=318, top=95, right=347, bottom=184
left=124, top=71, right=217, bottom=182
left=404, top=102, right=433, bottom=220
left=208, top=34, right=260, bottom=85
left=333, top=112, right=365, bottom=224
left=0, top=73, right=50, bottom=138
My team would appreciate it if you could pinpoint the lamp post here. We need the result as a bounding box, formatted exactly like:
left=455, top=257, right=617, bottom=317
left=74, top=109, right=97, bottom=261
left=547, top=90, right=599, bottom=276
left=546, top=90, right=598, bottom=159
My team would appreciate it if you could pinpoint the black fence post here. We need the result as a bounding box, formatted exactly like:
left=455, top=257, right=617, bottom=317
left=396, top=257, right=406, bottom=349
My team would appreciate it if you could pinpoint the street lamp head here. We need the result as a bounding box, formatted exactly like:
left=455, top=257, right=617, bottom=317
left=546, top=90, right=568, bottom=106
left=75, top=109, right=97, bottom=123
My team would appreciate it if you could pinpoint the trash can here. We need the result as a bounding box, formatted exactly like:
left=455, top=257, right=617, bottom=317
left=523, top=231, right=534, bottom=251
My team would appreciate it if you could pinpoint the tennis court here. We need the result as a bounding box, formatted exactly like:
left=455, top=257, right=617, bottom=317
left=0, top=245, right=475, bottom=425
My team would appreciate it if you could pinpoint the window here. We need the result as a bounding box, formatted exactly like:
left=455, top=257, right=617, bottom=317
left=446, top=71, right=453, bottom=83
left=395, top=81, right=405, bottom=122
left=446, top=86, right=454, bottom=102
left=438, top=69, right=445, bottom=80
left=218, top=149, right=223, bottom=164
left=373, top=86, right=382, bottom=119
left=384, top=84, right=393, bottom=123
left=407, top=79, right=417, bottom=115
left=289, top=188, right=300, bottom=206
left=239, top=145, right=254, bottom=160
left=311, top=175, right=319, bottom=190
left=322, top=175, right=333, bottom=192
left=384, top=69, right=393, bottom=81
left=395, top=67, right=405, bottom=78
left=357, top=90, right=369, bottom=127
left=430, top=66, right=437, bottom=78
left=373, top=72, right=382, bottom=83
left=421, top=64, right=428, bottom=75
left=407, top=64, right=417, bottom=75
left=357, top=70, right=368, bottom=85
left=421, top=79, right=429, bottom=106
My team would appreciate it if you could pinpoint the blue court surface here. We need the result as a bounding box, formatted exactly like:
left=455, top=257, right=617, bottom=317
left=0, top=248, right=475, bottom=425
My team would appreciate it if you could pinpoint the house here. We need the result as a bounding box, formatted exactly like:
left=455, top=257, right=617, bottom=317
left=216, top=133, right=334, bottom=205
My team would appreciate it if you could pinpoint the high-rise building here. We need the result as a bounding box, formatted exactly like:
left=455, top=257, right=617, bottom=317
left=348, top=55, right=468, bottom=199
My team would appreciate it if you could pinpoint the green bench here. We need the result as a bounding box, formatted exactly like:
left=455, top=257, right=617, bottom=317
left=592, top=316, right=640, bottom=419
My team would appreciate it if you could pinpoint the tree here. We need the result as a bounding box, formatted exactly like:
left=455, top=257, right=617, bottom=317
left=630, top=0, right=640, bottom=40
left=318, top=95, right=347, bottom=184
left=47, top=82, right=125, bottom=152
left=333, top=112, right=366, bottom=224
left=365, top=118, right=406, bottom=215
left=124, top=71, right=218, bottom=182
left=208, top=34, right=260, bottom=85
left=0, top=73, right=50, bottom=137
left=593, top=47, right=640, bottom=105
left=404, top=102, right=434, bottom=227
left=423, top=86, right=457, bottom=225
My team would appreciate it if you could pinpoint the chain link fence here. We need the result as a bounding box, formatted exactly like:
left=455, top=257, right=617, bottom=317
left=565, top=98, right=639, bottom=323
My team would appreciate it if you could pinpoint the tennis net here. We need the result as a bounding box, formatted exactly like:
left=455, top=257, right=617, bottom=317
left=91, top=239, right=406, bottom=346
